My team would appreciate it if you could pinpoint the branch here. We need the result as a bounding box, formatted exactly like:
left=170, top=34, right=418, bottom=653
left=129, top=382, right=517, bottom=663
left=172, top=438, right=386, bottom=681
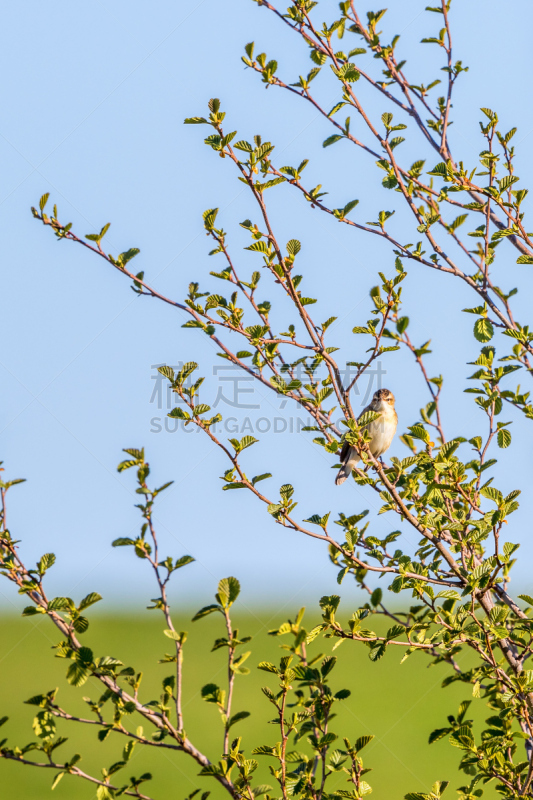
left=0, top=755, right=154, bottom=800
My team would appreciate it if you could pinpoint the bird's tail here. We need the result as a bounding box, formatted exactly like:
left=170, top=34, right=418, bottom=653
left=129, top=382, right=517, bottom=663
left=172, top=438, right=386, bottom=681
left=335, top=453, right=359, bottom=485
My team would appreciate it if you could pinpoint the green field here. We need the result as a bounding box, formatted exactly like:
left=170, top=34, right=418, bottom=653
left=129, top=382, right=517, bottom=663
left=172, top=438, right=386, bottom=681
left=0, top=609, right=494, bottom=799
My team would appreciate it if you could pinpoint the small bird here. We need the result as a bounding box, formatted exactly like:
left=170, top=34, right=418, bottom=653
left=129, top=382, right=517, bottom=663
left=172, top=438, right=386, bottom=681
left=335, top=388, right=398, bottom=485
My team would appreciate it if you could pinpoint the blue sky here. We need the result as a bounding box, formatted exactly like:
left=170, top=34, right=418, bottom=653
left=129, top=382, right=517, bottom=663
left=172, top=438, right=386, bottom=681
left=2, top=0, right=533, bottom=612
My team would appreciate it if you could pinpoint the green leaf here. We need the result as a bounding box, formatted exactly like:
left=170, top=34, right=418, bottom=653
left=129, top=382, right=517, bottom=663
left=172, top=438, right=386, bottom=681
left=168, top=407, right=189, bottom=419
left=428, top=162, right=447, bottom=176
left=252, top=473, right=272, bottom=485
left=123, top=447, right=144, bottom=460
left=389, top=136, right=405, bottom=150
left=370, top=588, right=382, bottom=606
left=408, top=424, right=430, bottom=443
left=323, top=134, right=343, bottom=147
left=321, top=655, right=336, bottom=677
left=51, top=771, right=65, bottom=790
left=96, top=785, right=115, bottom=800
left=203, top=208, right=219, bottom=231
left=164, top=629, right=181, bottom=641
left=117, top=458, right=142, bottom=471
left=111, top=537, right=135, bottom=547
left=355, top=735, right=374, bottom=752
left=22, top=606, right=44, bottom=616
left=67, top=662, right=90, bottom=687
left=36, top=553, right=56, bottom=576
left=255, top=177, right=286, bottom=192
left=117, top=248, right=140, bottom=267
left=448, top=214, right=468, bottom=231
left=334, top=688, right=351, bottom=700
left=307, top=624, right=326, bottom=644
left=228, top=711, right=251, bottom=729
left=246, top=240, right=270, bottom=253
left=252, top=744, right=277, bottom=756
left=192, top=604, right=221, bottom=621
left=287, top=239, right=301, bottom=256
left=428, top=727, right=452, bottom=744
left=78, top=592, right=102, bottom=611
left=311, top=49, right=328, bottom=66
left=240, top=435, right=258, bottom=451
left=386, top=625, right=405, bottom=641
left=342, top=199, right=359, bottom=217
left=480, top=486, right=503, bottom=505
left=358, top=410, right=381, bottom=427
left=231, top=651, right=251, bottom=674
left=73, top=616, right=89, bottom=633
left=158, top=365, right=175, bottom=382
left=216, top=577, right=240, bottom=608
left=497, top=428, right=511, bottom=448
left=257, top=661, right=278, bottom=673
left=48, top=597, right=74, bottom=611
left=174, top=555, right=195, bottom=569
left=518, top=594, right=533, bottom=606
left=435, top=590, right=461, bottom=600
left=192, top=404, right=211, bottom=416
left=473, top=318, right=494, bottom=342
left=233, top=140, right=253, bottom=152
left=368, top=643, right=386, bottom=661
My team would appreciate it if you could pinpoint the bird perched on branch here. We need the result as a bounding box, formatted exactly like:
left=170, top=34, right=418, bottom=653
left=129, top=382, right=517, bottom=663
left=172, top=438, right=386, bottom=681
left=335, top=388, right=397, bottom=485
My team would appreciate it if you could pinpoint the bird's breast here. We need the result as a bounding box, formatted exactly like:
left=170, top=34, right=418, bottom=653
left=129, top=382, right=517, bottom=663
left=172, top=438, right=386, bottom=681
left=367, top=410, right=397, bottom=455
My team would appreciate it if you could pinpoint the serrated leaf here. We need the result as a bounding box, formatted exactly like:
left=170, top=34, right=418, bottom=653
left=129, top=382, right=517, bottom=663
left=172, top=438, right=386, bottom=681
left=246, top=240, right=270, bottom=253
left=233, top=140, right=253, bottom=152
left=192, top=604, right=221, bottom=621
left=48, top=597, right=74, bottom=611
left=252, top=473, right=272, bottom=485
left=287, top=239, right=301, bottom=256
left=157, top=365, right=175, bottom=382
left=192, top=404, right=211, bottom=416
left=67, top=662, right=90, bottom=687
left=518, top=594, right=533, bottom=606
left=174, top=555, right=195, bottom=569
left=228, top=710, right=251, bottom=729
left=78, top=592, right=102, bottom=611
left=323, top=134, right=343, bottom=147
left=474, top=318, right=494, bottom=343
left=216, top=576, right=240, bottom=608
left=497, top=428, right=511, bottom=448
left=240, top=435, right=258, bottom=451
left=257, top=661, right=278, bottom=673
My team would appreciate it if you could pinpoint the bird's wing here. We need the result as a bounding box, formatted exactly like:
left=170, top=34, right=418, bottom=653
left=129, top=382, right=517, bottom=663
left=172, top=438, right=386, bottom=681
left=339, top=440, right=352, bottom=463
left=339, top=403, right=375, bottom=462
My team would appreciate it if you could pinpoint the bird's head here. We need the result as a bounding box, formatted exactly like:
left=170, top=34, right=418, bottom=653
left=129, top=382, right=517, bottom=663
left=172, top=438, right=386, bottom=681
left=372, top=388, right=395, bottom=408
